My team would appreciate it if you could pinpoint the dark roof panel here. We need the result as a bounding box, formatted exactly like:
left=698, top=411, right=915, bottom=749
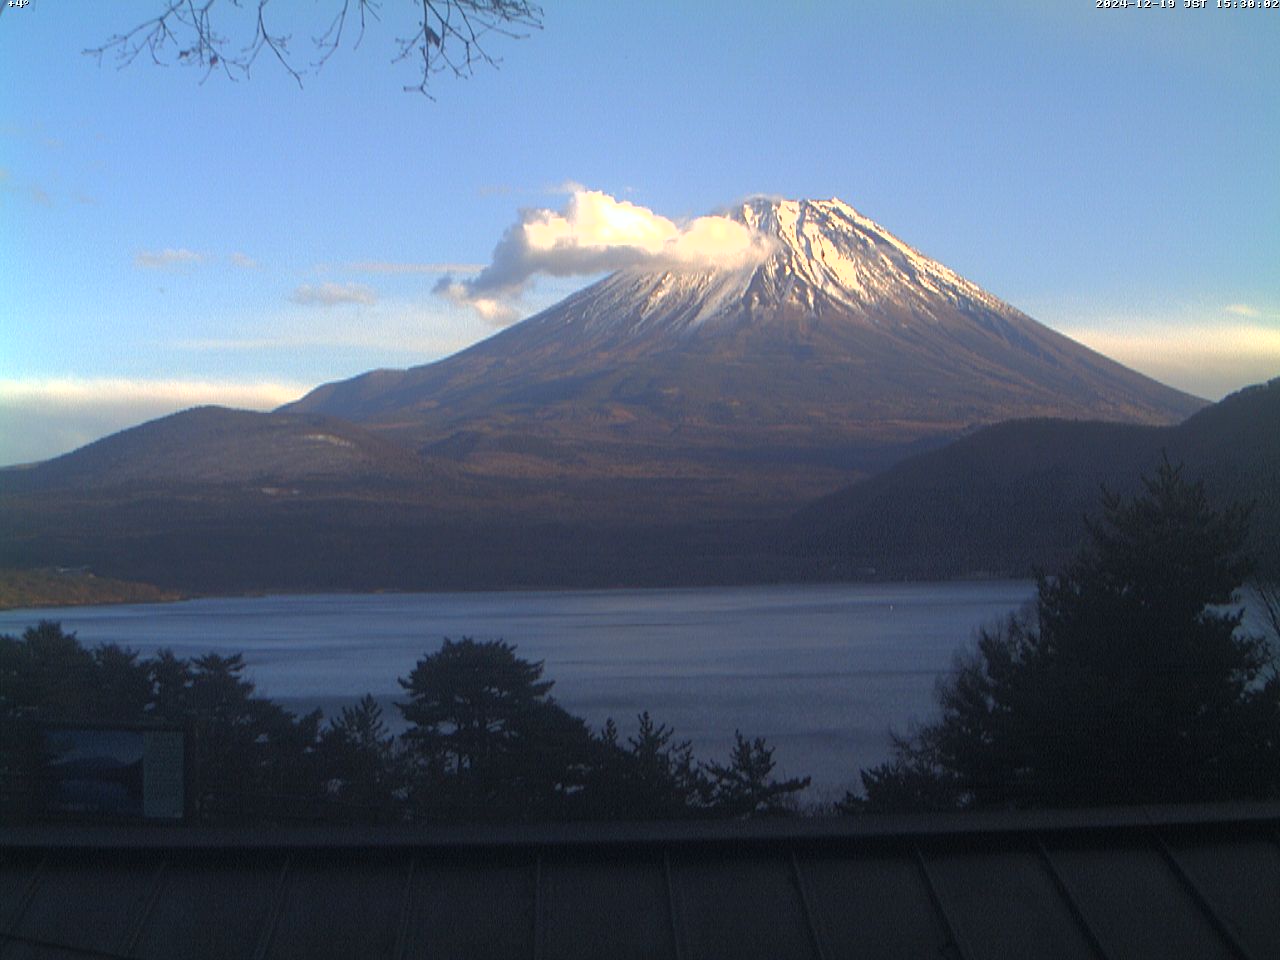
left=0, top=853, right=43, bottom=934
left=266, top=854, right=408, bottom=960
left=924, top=843, right=1102, bottom=960
left=401, top=857, right=535, bottom=960
left=7, top=854, right=159, bottom=960
left=1165, top=836, right=1280, bottom=958
left=1045, top=842, right=1237, bottom=960
left=670, top=854, right=817, bottom=960
left=798, top=851, right=953, bottom=960
left=541, top=853, right=676, bottom=960
left=131, top=858, right=284, bottom=960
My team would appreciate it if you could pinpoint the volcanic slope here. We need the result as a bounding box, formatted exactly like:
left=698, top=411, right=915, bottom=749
left=286, top=197, right=1202, bottom=519
left=1, top=406, right=429, bottom=491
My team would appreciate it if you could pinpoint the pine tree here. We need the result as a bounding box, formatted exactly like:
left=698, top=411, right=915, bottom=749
left=705, top=732, right=810, bottom=818
left=855, top=459, right=1280, bottom=810
left=396, top=637, right=592, bottom=819
left=318, top=694, right=401, bottom=819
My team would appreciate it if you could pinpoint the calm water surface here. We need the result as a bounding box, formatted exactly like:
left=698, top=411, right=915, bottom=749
left=1, top=582, right=1036, bottom=798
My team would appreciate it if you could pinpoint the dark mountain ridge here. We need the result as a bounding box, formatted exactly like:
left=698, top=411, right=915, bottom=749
left=792, top=377, right=1280, bottom=579
left=2, top=382, right=1271, bottom=593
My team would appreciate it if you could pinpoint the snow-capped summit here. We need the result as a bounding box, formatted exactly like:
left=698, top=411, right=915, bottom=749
left=534, top=196, right=1031, bottom=345
left=734, top=196, right=1002, bottom=316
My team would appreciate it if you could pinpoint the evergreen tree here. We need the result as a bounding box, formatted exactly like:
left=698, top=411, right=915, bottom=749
left=584, top=712, right=711, bottom=819
left=705, top=731, right=811, bottom=818
left=397, top=637, right=593, bottom=819
left=90, top=644, right=155, bottom=721
left=855, top=459, right=1280, bottom=810
left=317, top=694, right=401, bottom=820
left=156, top=652, right=324, bottom=820
left=1, top=622, right=99, bottom=720
left=0, top=622, right=97, bottom=819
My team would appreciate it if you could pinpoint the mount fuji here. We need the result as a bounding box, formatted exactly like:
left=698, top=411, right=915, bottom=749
left=283, top=197, right=1202, bottom=517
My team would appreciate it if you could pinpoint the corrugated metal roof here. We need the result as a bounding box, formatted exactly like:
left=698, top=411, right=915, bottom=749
left=2, top=804, right=1278, bottom=959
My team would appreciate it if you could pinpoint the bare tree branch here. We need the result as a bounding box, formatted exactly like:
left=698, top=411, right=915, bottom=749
left=84, top=0, right=542, bottom=96
left=313, top=0, right=376, bottom=72
left=395, top=0, right=540, bottom=97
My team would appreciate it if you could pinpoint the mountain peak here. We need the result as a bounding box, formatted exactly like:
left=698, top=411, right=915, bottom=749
left=734, top=194, right=859, bottom=220
left=564, top=195, right=1002, bottom=334
left=717, top=195, right=1002, bottom=319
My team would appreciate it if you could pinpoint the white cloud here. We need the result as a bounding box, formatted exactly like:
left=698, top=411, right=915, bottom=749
left=135, top=249, right=265, bottom=270
left=135, top=248, right=205, bottom=269
left=434, top=282, right=519, bottom=325
left=346, top=261, right=485, bottom=274
left=1224, top=303, right=1260, bottom=318
left=0, top=377, right=309, bottom=466
left=1062, top=320, right=1280, bottom=400
left=291, top=282, right=378, bottom=307
left=437, top=187, right=775, bottom=322
left=0, top=378, right=305, bottom=407
left=170, top=295, right=507, bottom=359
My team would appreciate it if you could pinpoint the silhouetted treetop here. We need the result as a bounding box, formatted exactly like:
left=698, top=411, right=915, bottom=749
left=397, top=637, right=555, bottom=770
left=705, top=731, right=810, bottom=818
left=396, top=637, right=597, bottom=819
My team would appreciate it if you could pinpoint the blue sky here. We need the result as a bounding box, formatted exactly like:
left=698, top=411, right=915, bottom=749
left=2, top=1, right=1277, bottom=465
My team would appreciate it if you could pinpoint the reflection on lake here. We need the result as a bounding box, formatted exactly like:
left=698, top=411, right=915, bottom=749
left=1, top=582, right=1038, bottom=797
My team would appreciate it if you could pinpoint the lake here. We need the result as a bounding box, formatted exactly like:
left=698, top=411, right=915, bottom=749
left=0, top=582, right=1039, bottom=799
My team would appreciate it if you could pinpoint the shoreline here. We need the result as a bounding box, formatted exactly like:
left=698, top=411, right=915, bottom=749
left=0, top=568, right=1030, bottom=613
